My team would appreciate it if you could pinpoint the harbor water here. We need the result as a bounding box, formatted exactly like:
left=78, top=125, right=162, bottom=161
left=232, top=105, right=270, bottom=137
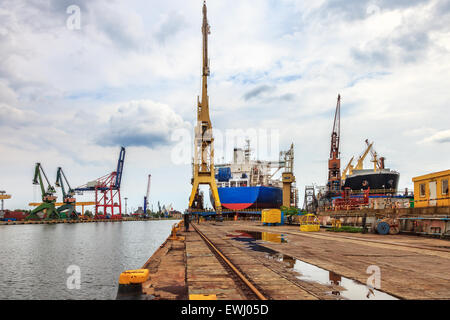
left=0, top=220, right=178, bottom=300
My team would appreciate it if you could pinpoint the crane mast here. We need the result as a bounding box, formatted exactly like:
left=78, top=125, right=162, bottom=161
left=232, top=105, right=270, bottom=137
left=144, top=174, right=151, bottom=215
left=327, top=95, right=342, bottom=194
left=55, top=167, right=75, bottom=202
left=55, top=167, right=79, bottom=219
left=189, top=1, right=222, bottom=214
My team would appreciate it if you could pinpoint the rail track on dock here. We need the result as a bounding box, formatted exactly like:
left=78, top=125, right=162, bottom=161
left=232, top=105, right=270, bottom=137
left=191, top=223, right=269, bottom=300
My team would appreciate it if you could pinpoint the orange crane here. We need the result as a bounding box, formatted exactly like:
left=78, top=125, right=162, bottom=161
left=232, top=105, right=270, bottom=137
left=327, top=94, right=342, bottom=195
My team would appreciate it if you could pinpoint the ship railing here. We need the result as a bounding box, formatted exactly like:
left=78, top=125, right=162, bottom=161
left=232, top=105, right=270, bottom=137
left=343, top=189, right=413, bottom=197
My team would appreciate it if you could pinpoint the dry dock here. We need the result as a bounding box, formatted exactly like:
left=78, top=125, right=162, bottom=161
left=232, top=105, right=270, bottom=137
left=135, top=220, right=450, bottom=300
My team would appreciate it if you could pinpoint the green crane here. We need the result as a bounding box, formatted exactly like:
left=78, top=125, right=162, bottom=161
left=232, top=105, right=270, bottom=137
left=55, top=167, right=79, bottom=220
left=27, top=163, right=59, bottom=220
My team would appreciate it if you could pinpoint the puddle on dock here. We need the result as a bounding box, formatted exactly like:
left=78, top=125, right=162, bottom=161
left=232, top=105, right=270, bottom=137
left=229, top=230, right=288, bottom=243
left=227, top=230, right=398, bottom=300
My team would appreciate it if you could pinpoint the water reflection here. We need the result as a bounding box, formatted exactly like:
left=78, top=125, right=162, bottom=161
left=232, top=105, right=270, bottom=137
left=228, top=229, right=398, bottom=300
left=268, top=252, right=398, bottom=300
left=0, top=220, right=177, bottom=300
left=230, top=230, right=287, bottom=243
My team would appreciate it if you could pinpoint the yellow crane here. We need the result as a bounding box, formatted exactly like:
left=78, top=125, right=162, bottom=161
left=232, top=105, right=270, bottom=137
left=188, top=1, right=222, bottom=214
left=341, top=156, right=355, bottom=181
left=281, top=144, right=295, bottom=208
left=0, top=191, right=12, bottom=216
left=354, top=142, right=373, bottom=170
left=365, top=139, right=384, bottom=172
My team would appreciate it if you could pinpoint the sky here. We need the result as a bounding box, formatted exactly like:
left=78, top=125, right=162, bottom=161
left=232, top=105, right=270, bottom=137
left=0, top=0, right=449, bottom=212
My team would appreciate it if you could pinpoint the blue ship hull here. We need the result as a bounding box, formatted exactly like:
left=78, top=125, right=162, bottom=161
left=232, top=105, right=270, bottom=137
left=210, top=186, right=282, bottom=210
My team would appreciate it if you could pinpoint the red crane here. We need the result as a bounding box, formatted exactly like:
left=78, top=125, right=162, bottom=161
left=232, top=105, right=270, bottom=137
left=327, top=94, right=341, bottom=195
left=75, top=147, right=126, bottom=219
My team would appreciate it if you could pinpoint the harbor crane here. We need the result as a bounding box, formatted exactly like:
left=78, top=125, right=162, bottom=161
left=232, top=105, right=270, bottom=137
left=365, top=139, right=386, bottom=171
left=280, top=143, right=296, bottom=208
left=144, top=174, right=151, bottom=216
left=55, top=167, right=79, bottom=220
left=27, top=163, right=59, bottom=220
left=327, top=94, right=342, bottom=195
left=188, top=1, right=222, bottom=215
left=341, top=156, right=355, bottom=181
left=75, top=147, right=126, bottom=219
left=0, top=191, right=12, bottom=218
left=355, top=141, right=374, bottom=170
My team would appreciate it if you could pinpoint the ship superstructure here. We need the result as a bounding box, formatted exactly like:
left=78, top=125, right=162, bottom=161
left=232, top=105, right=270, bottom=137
left=211, top=142, right=297, bottom=210
left=215, top=141, right=285, bottom=189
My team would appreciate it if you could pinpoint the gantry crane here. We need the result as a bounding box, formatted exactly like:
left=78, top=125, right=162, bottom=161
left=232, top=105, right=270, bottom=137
left=327, top=94, right=342, bottom=195
left=27, top=163, right=59, bottom=220
left=144, top=174, right=151, bottom=216
left=75, top=147, right=126, bottom=219
left=188, top=1, right=222, bottom=214
left=55, top=167, right=79, bottom=220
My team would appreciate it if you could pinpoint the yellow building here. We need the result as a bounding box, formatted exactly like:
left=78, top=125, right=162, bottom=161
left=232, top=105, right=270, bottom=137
left=412, top=170, right=450, bottom=208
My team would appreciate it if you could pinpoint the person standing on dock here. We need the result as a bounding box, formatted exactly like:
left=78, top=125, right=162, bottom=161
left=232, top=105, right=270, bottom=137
left=184, top=213, right=190, bottom=231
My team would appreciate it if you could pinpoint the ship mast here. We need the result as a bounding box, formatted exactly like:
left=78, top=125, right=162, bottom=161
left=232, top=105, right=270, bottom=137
left=188, top=1, right=222, bottom=214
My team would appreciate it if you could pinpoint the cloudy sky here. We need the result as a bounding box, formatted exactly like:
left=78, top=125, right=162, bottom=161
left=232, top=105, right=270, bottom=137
left=1, top=0, right=449, bottom=212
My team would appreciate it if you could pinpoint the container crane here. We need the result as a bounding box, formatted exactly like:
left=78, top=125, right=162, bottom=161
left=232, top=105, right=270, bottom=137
left=188, top=1, right=222, bottom=215
left=75, top=147, right=126, bottom=219
left=327, top=94, right=342, bottom=195
left=27, top=163, right=59, bottom=220
left=143, top=174, right=151, bottom=216
left=55, top=167, right=79, bottom=220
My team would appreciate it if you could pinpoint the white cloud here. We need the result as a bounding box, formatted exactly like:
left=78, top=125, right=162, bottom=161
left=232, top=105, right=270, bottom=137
left=0, top=0, right=449, bottom=211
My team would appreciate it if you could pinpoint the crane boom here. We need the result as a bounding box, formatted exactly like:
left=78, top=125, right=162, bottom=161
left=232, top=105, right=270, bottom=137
left=341, top=156, right=354, bottom=180
left=33, top=163, right=56, bottom=201
left=114, top=147, right=126, bottom=189
left=55, top=167, right=75, bottom=201
left=355, top=142, right=373, bottom=170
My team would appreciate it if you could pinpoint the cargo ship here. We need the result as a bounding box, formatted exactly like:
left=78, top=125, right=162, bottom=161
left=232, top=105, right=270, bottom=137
left=342, top=139, right=399, bottom=192
left=210, top=142, right=293, bottom=210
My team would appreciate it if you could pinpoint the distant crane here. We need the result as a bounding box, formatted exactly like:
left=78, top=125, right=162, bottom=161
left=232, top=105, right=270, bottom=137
left=55, top=167, right=79, bottom=220
left=303, top=186, right=318, bottom=213
left=280, top=143, right=296, bottom=208
left=27, top=163, right=59, bottom=220
left=0, top=191, right=12, bottom=218
left=75, top=147, right=126, bottom=219
left=327, top=94, right=342, bottom=195
left=144, top=174, right=151, bottom=216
